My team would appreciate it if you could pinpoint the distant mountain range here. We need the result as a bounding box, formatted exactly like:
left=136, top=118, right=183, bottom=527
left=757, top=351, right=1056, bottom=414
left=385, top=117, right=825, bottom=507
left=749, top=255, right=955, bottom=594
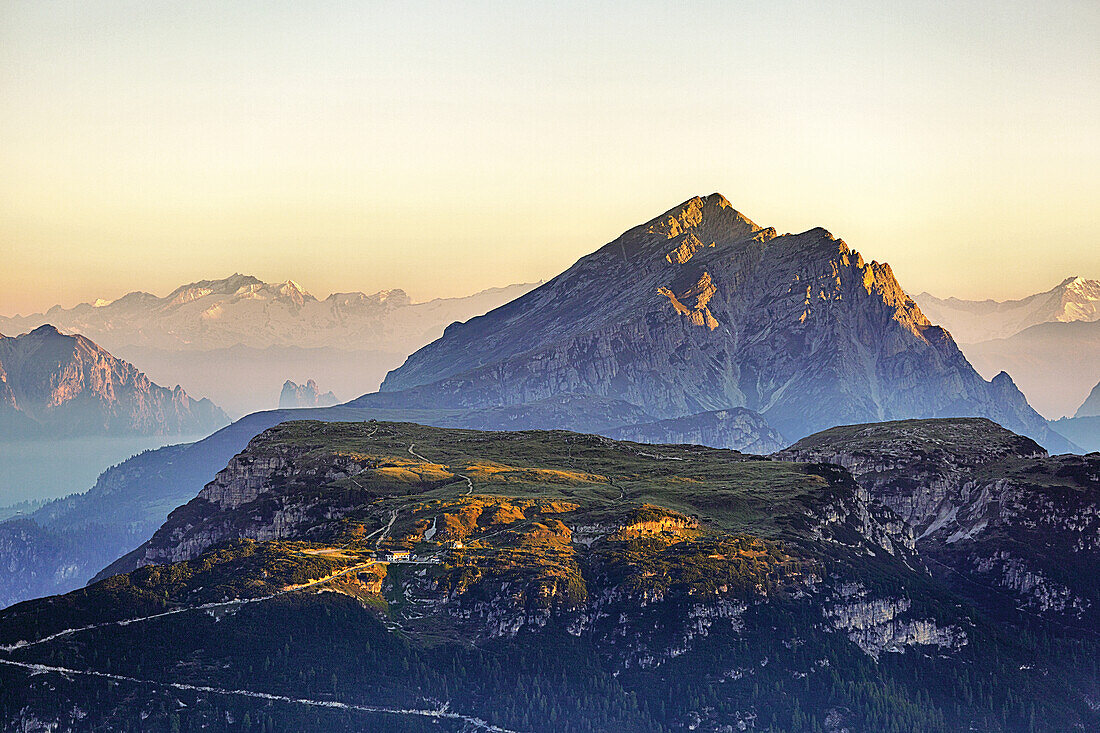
left=0, top=277, right=538, bottom=416
left=0, top=325, right=227, bottom=438
left=963, top=319, right=1100, bottom=419
left=377, top=193, right=1070, bottom=451
left=1047, top=379, right=1100, bottom=453
left=915, top=276, right=1100, bottom=344
left=915, top=278, right=1100, bottom=420
left=0, top=274, right=539, bottom=354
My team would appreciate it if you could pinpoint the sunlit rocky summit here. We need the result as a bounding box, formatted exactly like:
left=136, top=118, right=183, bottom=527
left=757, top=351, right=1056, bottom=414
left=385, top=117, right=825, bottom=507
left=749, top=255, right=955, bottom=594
left=377, top=193, right=1070, bottom=451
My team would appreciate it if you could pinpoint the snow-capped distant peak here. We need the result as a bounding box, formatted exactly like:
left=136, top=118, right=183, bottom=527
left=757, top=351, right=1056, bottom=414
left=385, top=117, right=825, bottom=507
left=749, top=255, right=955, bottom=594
left=0, top=277, right=539, bottom=353
left=914, top=276, right=1099, bottom=343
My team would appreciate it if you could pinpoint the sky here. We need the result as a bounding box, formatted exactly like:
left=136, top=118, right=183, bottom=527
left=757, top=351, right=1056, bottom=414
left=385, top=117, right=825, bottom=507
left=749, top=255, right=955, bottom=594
left=1, top=0, right=1097, bottom=315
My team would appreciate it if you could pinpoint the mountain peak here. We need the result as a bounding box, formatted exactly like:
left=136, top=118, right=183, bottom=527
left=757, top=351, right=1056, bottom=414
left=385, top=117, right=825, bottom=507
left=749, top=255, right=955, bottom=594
left=1063, top=275, right=1098, bottom=293
left=0, top=327, right=228, bottom=437
left=278, top=378, right=338, bottom=409
left=1076, top=380, right=1100, bottom=418
left=165, top=274, right=265, bottom=305
left=646, top=193, right=763, bottom=243
left=27, top=323, right=62, bottom=338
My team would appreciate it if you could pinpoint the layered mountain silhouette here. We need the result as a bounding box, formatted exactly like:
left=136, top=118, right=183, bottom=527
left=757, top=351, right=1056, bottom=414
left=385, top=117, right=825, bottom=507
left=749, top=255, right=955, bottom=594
left=375, top=193, right=1071, bottom=450
left=0, top=274, right=538, bottom=354
left=0, top=275, right=537, bottom=417
left=915, top=278, right=1100, bottom=418
left=962, top=319, right=1100, bottom=419
left=0, top=325, right=227, bottom=438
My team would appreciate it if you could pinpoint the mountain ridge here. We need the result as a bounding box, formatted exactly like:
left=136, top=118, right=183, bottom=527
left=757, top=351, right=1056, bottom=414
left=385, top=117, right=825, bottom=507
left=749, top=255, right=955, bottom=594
left=0, top=276, right=540, bottom=353
left=0, top=325, right=228, bottom=438
left=1076, top=379, right=1100, bottom=418
left=0, top=277, right=540, bottom=416
left=962, top=319, right=1100, bottom=418
left=3, top=419, right=1096, bottom=731
left=377, top=193, right=1072, bottom=451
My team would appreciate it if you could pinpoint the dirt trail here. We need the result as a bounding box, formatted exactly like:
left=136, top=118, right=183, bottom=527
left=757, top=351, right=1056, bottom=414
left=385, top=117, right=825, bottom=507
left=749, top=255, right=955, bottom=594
left=0, top=562, right=375, bottom=653
left=0, top=658, right=520, bottom=732
left=410, top=442, right=473, bottom=495
left=375, top=509, right=398, bottom=548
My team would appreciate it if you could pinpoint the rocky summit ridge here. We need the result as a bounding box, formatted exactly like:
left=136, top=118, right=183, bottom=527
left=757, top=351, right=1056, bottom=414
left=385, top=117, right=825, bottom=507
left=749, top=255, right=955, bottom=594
left=377, top=193, right=1070, bottom=451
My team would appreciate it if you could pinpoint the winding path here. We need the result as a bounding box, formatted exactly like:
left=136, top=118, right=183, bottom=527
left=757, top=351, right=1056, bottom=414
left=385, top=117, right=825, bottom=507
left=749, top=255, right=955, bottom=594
left=410, top=442, right=474, bottom=495
left=0, top=658, right=519, bottom=732
left=0, top=562, right=376, bottom=653
left=0, top=558, right=522, bottom=731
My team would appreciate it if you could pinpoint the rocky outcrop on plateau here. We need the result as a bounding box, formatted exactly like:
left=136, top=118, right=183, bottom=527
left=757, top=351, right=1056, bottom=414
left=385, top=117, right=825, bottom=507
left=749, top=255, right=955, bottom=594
left=779, top=418, right=1100, bottom=624
left=278, top=379, right=338, bottom=409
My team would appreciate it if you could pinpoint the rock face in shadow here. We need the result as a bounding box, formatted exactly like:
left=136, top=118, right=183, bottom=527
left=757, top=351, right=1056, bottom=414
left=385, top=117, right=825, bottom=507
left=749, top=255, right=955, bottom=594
left=779, top=418, right=1100, bottom=625
left=278, top=379, right=338, bottom=409
left=0, top=325, right=227, bottom=438
left=376, top=193, right=1069, bottom=451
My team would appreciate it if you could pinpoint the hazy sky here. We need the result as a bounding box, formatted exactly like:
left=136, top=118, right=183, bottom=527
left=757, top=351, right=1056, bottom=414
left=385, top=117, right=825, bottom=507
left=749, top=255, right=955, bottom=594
left=2, top=1, right=1097, bottom=315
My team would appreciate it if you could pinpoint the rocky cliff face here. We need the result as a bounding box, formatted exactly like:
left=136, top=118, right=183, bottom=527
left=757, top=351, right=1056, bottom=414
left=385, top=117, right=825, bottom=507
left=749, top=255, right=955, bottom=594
left=0, top=325, right=228, bottom=437
left=124, top=440, right=371, bottom=570
left=780, top=418, right=1100, bottom=624
left=822, top=587, right=966, bottom=660
left=376, top=194, right=1068, bottom=451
